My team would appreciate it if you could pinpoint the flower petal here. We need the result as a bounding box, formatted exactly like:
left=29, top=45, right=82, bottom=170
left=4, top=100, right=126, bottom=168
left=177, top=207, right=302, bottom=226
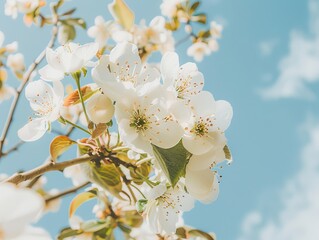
left=18, top=118, right=47, bottom=142
left=38, top=65, right=64, bottom=82
left=161, top=51, right=179, bottom=87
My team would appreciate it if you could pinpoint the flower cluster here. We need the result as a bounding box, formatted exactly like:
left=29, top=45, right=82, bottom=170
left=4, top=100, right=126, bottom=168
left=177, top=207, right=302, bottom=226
left=0, top=0, right=233, bottom=239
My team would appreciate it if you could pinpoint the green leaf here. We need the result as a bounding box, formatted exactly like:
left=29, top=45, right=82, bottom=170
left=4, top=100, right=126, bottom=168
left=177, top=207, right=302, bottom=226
left=223, top=145, right=232, bottom=161
left=192, top=13, right=207, bottom=24
left=190, top=1, right=200, bottom=14
left=130, top=162, right=151, bottom=185
left=80, top=220, right=108, bottom=232
left=50, top=135, right=76, bottom=161
left=198, top=30, right=211, bottom=39
left=152, top=141, right=191, bottom=187
left=59, top=24, right=76, bottom=44
left=83, top=162, right=123, bottom=199
left=69, top=190, right=98, bottom=217
left=58, top=227, right=82, bottom=240
left=108, top=0, right=135, bottom=30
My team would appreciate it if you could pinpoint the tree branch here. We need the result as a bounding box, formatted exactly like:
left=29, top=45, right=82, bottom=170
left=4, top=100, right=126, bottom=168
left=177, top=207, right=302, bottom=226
left=0, top=24, right=59, bottom=158
left=5, top=155, right=103, bottom=185
left=45, top=181, right=90, bottom=203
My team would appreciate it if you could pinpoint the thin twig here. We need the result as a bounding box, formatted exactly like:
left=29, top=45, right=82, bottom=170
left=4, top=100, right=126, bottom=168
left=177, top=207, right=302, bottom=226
left=5, top=155, right=103, bottom=185
left=0, top=24, right=59, bottom=158
left=45, top=181, right=90, bottom=203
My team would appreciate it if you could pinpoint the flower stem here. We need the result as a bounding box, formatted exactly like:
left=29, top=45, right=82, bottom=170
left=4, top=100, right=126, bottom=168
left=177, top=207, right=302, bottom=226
left=72, top=73, right=90, bottom=127
left=63, top=118, right=91, bottom=135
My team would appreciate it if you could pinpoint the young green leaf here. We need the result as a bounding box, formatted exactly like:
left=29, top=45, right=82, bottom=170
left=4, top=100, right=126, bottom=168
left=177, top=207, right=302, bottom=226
left=69, top=190, right=98, bottom=217
left=108, top=0, right=135, bottom=30
left=50, top=135, right=76, bottom=161
left=152, top=141, right=191, bottom=187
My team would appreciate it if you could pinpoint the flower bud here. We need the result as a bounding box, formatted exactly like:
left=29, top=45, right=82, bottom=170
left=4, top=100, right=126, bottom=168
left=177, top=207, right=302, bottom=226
left=86, top=93, right=114, bottom=124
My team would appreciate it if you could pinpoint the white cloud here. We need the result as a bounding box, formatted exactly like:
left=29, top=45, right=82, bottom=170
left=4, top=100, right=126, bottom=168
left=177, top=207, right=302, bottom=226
left=237, top=118, right=319, bottom=240
left=261, top=0, right=319, bottom=100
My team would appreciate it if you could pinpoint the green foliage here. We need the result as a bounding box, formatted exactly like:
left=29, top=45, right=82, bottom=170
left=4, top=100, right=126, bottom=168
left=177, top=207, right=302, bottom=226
left=152, top=141, right=191, bottom=187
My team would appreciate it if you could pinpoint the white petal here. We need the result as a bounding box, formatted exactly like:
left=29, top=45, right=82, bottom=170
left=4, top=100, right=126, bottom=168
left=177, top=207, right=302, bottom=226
left=0, top=184, right=44, bottom=238
left=161, top=52, right=179, bottom=86
left=11, top=226, right=52, bottom=240
left=145, top=184, right=166, bottom=200
left=182, top=134, right=214, bottom=155
left=45, top=48, right=64, bottom=71
left=157, top=203, right=179, bottom=234
left=215, top=100, right=233, bottom=132
left=190, top=91, right=216, bottom=116
left=147, top=119, right=183, bottom=149
left=18, top=118, right=48, bottom=142
left=185, top=168, right=219, bottom=203
left=39, top=65, right=64, bottom=82
left=75, top=42, right=99, bottom=62
left=188, top=147, right=225, bottom=171
left=86, top=94, right=114, bottom=124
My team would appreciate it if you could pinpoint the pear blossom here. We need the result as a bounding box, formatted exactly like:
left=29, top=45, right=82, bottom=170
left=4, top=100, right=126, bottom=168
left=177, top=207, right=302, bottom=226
left=115, top=87, right=183, bottom=153
left=180, top=91, right=233, bottom=155
left=92, top=42, right=160, bottom=101
left=0, top=183, right=47, bottom=239
left=187, top=41, right=211, bottom=62
left=144, top=184, right=194, bottom=234
left=161, top=52, right=204, bottom=99
left=210, top=21, right=223, bottom=39
left=7, top=53, right=25, bottom=72
left=87, top=16, right=118, bottom=48
left=18, top=80, right=64, bottom=142
left=0, top=69, right=15, bottom=103
left=5, top=0, right=40, bottom=18
left=39, top=42, right=99, bottom=82
left=86, top=93, right=114, bottom=124
left=160, top=0, right=184, bottom=18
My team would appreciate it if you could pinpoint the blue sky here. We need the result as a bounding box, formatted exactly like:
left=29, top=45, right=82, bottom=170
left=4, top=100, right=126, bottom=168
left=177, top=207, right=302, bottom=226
left=1, top=0, right=319, bottom=239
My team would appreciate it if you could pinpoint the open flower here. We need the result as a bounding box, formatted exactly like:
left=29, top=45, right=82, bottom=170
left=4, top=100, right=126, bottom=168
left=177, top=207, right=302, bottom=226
left=210, top=21, right=223, bottom=39
left=115, top=87, right=183, bottom=153
left=39, top=42, right=99, bottom=82
left=144, top=184, right=194, bottom=234
left=161, top=52, right=204, bottom=99
left=160, top=0, right=184, bottom=18
left=87, top=16, right=118, bottom=48
left=18, top=80, right=64, bottom=142
left=187, top=41, right=211, bottom=62
left=181, top=91, right=233, bottom=155
left=92, top=42, right=160, bottom=101
left=0, top=183, right=47, bottom=239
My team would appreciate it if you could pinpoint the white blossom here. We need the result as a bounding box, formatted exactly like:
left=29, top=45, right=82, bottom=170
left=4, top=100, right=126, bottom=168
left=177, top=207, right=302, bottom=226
left=144, top=184, right=194, bottom=234
left=0, top=69, right=15, bottom=103
left=115, top=86, right=183, bottom=153
left=18, top=80, right=64, bottom=142
left=86, top=93, right=114, bottom=124
left=185, top=167, right=219, bottom=203
left=187, top=41, right=211, bottom=62
left=39, top=42, right=99, bottom=82
left=160, top=0, right=184, bottom=18
left=180, top=91, right=233, bottom=155
left=7, top=53, right=25, bottom=72
left=161, top=51, right=204, bottom=99
left=92, top=42, right=160, bottom=101
left=210, top=21, right=223, bottom=39
left=0, top=183, right=48, bottom=239
left=5, top=0, right=40, bottom=18
left=87, top=16, right=118, bottom=48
